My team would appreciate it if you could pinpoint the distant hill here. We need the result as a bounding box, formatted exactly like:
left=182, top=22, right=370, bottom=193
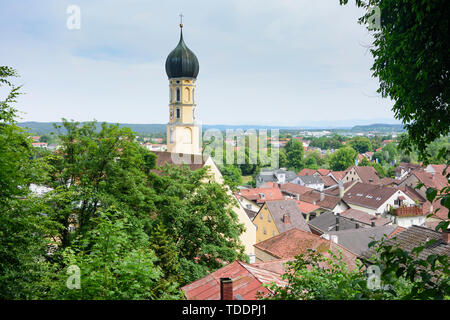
left=18, top=121, right=405, bottom=136
left=17, top=122, right=301, bottom=135
left=350, top=123, right=404, bottom=132
left=17, top=122, right=166, bottom=135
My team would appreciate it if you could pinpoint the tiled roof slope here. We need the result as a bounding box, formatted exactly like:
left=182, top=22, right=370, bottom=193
left=344, top=182, right=399, bottom=209
left=152, top=151, right=205, bottom=171
left=361, top=225, right=450, bottom=261
left=181, top=260, right=286, bottom=300
left=266, top=200, right=311, bottom=234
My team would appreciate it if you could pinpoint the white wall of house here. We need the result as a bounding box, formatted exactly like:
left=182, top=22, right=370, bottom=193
left=291, top=177, right=324, bottom=191
left=343, top=168, right=361, bottom=183
left=385, top=214, right=426, bottom=228
left=207, top=156, right=257, bottom=262
left=347, top=190, right=416, bottom=217
left=239, top=196, right=261, bottom=213
left=332, top=201, right=350, bottom=214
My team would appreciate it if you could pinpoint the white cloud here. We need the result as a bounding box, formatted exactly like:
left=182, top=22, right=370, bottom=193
left=0, top=0, right=396, bottom=126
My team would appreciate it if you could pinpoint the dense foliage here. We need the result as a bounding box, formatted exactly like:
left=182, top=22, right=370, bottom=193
left=0, top=67, right=246, bottom=299
left=341, top=0, right=449, bottom=159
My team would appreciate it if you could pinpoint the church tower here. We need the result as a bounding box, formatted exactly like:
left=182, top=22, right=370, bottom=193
left=165, top=21, right=200, bottom=155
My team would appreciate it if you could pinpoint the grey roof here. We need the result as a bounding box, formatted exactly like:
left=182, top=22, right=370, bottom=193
left=323, top=225, right=399, bottom=256
left=361, top=225, right=450, bottom=261
left=274, top=169, right=297, bottom=181
left=265, top=200, right=311, bottom=234
left=297, top=175, right=324, bottom=185
left=244, top=208, right=257, bottom=220
left=256, top=169, right=297, bottom=187
left=308, top=211, right=360, bottom=234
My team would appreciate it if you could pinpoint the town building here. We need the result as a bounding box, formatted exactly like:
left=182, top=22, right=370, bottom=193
left=181, top=260, right=286, bottom=300
left=253, top=200, right=310, bottom=243
left=292, top=175, right=324, bottom=191
left=343, top=182, right=417, bottom=217
left=150, top=24, right=257, bottom=262
left=342, top=166, right=381, bottom=184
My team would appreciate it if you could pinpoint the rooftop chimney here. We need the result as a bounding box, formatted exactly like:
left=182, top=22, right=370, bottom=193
left=355, top=223, right=359, bottom=229
left=338, top=180, right=344, bottom=199
left=443, top=229, right=450, bottom=244
left=296, top=194, right=300, bottom=201
left=220, top=278, right=233, bottom=300
left=371, top=221, right=375, bottom=227
left=335, top=215, right=340, bottom=231
left=283, top=214, right=291, bottom=224
left=320, top=192, right=325, bottom=202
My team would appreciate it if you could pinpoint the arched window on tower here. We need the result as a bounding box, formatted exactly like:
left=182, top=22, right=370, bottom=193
left=169, top=127, right=174, bottom=143
left=185, top=87, right=190, bottom=103
left=183, top=127, right=192, bottom=144
left=170, top=87, right=173, bottom=102
left=192, top=88, right=195, bottom=103
left=176, top=107, right=181, bottom=119
left=176, top=87, right=181, bottom=102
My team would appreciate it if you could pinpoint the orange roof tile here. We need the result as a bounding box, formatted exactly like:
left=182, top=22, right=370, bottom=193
left=181, top=261, right=286, bottom=300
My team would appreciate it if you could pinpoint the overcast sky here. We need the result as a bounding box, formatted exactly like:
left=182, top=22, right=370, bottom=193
left=0, top=0, right=399, bottom=127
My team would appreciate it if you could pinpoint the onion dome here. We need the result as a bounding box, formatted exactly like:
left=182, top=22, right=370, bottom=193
left=165, top=26, right=199, bottom=79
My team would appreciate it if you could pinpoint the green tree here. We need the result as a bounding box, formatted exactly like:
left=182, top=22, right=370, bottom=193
left=0, top=66, right=53, bottom=299
left=305, top=149, right=325, bottom=167
left=42, top=211, right=181, bottom=300
left=279, top=149, right=288, bottom=168
left=285, top=139, right=305, bottom=172
left=149, top=222, right=182, bottom=284
left=350, top=136, right=372, bottom=154
left=219, top=165, right=243, bottom=190
left=341, top=0, right=449, bottom=159
left=304, top=156, right=319, bottom=170
left=149, top=164, right=247, bottom=285
left=328, top=147, right=357, bottom=171
left=41, top=120, right=158, bottom=247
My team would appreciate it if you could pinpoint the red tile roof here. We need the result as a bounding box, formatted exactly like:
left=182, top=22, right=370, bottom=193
left=330, top=171, right=347, bottom=181
left=394, top=206, right=425, bottom=217
left=254, top=228, right=358, bottom=270
left=181, top=260, right=286, bottom=300
left=297, top=168, right=317, bottom=176
left=280, top=183, right=313, bottom=196
left=251, top=259, right=292, bottom=275
left=254, top=228, right=331, bottom=259
left=412, top=170, right=448, bottom=190
left=321, top=175, right=337, bottom=187
left=344, top=182, right=401, bottom=210
left=352, top=166, right=381, bottom=184
left=296, top=200, right=320, bottom=214
left=428, top=164, right=450, bottom=176
left=317, top=169, right=331, bottom=176
left=300, top=190, right=342, bottom=210
left=240, top=187, right=284, bottom=204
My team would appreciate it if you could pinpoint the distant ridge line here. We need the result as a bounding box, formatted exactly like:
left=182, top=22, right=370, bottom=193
left=17, top=121, right=404, bottom=135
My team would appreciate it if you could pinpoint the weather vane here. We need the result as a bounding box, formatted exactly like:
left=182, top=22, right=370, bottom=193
left=179, top=13, right=184, bottom=28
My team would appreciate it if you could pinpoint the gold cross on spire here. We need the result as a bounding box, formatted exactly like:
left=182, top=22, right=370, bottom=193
left=179, top=13, right=184, bottom=28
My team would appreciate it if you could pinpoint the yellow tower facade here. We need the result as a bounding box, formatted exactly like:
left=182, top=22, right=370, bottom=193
left=166, top=78, right=200, bottom=154
left=165, top=25, right=200, bottom=155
